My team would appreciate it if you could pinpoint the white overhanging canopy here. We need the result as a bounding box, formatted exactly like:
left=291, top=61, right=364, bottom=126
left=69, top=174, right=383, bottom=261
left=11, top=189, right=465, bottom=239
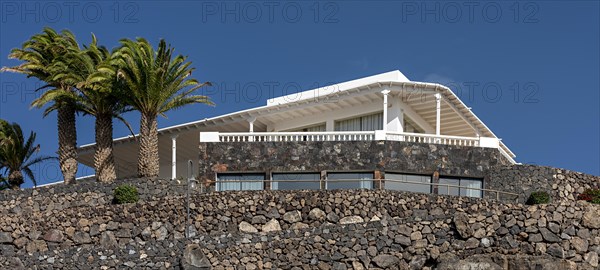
left=77, top=71, right=517, bottom=179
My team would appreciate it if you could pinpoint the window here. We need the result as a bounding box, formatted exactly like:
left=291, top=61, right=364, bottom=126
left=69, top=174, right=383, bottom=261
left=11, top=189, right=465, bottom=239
left=438, top=177, right=483, bottom=198
left=327, top=172, right=373, bottom=190
left=285, top=123, right=326, bottom=132
left=385, top=173, right=431, bottom=194
left=216, top=173, right=265, bottom=191
left=335, top=112, right=383, bottom=131
left=272, top=173, right=321, bottom=190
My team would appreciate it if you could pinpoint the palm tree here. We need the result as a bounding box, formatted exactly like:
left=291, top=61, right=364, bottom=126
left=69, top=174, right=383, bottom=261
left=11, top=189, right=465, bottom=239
left=0, top=120, right=55, bottom=189
left=44, top=35, right=134, bottom=183
left=113, top=38, right=213, bottom=178
left=1, top=27, right=80, bottom=184
left=0, top=120, right=9, bottom=189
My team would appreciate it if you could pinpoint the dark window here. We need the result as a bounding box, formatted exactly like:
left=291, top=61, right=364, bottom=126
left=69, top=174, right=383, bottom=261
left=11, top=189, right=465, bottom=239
left=438, top=177, right=483, bottom=198
left=272, top=173, right=321, bottom=190
left=216, top=173, right=265, bottom=191
left=385, top=173, right=431, bottom=193
left=327, top=172, right=373, bottom=190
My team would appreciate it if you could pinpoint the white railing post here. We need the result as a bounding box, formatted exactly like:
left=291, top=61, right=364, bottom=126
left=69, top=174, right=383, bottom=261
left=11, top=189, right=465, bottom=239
left=199, top=132, right=221, bottom=142
left=434, top=93, right=441, bottom=143
left=382, top=90, right=390, bottom=132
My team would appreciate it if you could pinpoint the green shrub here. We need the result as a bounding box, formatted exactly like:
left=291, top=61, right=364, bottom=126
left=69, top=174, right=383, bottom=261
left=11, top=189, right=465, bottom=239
left=578, top=188, right=600, bottom=204
left=526, top=191, right=550, bottom=205
left=113, top=184, right=139, bottom=204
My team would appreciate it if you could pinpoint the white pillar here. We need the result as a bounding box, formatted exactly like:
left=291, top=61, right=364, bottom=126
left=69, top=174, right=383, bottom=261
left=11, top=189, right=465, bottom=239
left=247, top=116, right=256, bottom=132
left=171, top=134, right=178, bottom=180
left=247, top=116, right=256, bottom=142
left=434, top=93, right=441, bottom=136
left=381, top=90, right=390, bottom=132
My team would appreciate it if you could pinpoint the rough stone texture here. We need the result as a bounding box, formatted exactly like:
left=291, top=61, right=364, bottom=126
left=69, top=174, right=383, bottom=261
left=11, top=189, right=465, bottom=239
left=262, top=219, right=281, bottom=233
left=238, top=221, right=258, bottom=233
left=0, top=175, right=599, bottom=269
left=339, top=216, right=364, bottom=225
left=0, top=177, right=188, bottom=215
left=372, top=254, right=400, bottom=268
left=583, top=205, right=600, bottom=229
left=199, top=141, right=599, bottom=204
left=283, top=210, right=302, bottom=223
left=198, top=140, right=511, bottom=187
left=181, top=244, right=211, bottom=270
left=42, top=229, right=63, bottom=243
left=454, top=212, right=472, bottom=238
left=486, top=164, right=600, bottom=203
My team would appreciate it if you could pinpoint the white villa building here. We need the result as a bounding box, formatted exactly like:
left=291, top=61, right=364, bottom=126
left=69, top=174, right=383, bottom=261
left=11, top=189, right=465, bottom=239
left=77, top=70, right=516, bottom=197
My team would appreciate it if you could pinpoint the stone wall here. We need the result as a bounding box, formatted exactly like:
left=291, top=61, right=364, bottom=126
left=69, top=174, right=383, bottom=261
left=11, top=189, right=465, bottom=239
left=198, top=141, right=511, bottom=189
left=486, top=165, right=600, bottom=203
left=0, top=177, right=187, bottom=215
left=1, top=181, right=600, bottom=269
left=198, top=141, right=599, bottom=203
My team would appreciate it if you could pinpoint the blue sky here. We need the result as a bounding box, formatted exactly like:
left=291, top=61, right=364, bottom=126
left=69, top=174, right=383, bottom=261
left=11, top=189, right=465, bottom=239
left=0, top=1, right=598, bottom=187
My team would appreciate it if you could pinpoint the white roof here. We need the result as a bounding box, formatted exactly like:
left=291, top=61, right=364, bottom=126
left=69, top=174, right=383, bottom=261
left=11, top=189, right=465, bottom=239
left=77, top=70, right=516, bottom=178
left=267, top=70, right=410, bottom=106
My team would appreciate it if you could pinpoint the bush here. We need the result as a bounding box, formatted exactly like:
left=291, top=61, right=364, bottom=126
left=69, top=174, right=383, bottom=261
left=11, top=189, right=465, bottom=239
left=526, top=191, right=550, bottom=205
left=113, top=184, right=139, bottom=204
left=577, top=188, right=600, bottom=204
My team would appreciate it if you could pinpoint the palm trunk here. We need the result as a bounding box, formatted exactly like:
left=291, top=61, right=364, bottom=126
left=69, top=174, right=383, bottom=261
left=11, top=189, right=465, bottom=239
left=138, top=112, right=159, bottom=178
left=94, top=114, right=116, bottom=183
left=8, top=170, right=23, bottom=190
left=58, top=104, right=78, bottom=184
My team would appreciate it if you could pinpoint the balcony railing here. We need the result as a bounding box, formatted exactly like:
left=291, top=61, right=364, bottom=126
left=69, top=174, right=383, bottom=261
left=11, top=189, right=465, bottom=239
left=199, top=130, right=516, bottom=164
left=216, top=131, right=375, bottom=142
left=206, top=178, right=519, bottom=202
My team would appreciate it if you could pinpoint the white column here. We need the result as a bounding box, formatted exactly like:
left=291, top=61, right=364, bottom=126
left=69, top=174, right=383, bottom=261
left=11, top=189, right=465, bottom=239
left=171, top=134, right=178, bottom=180
left=247, top=116, right=256, bottom=141
left=381, top=90, right=390, bottom=132
left=434, top=93, right=441, bottom=136
left=247, top=116, right=256, bottom=132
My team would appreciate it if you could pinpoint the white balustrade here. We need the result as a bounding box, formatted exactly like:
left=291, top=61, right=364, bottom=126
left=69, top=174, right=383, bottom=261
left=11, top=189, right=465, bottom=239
left=214, top=131, right=376, bottom=143
left=201, top=131, right=507, bottom=153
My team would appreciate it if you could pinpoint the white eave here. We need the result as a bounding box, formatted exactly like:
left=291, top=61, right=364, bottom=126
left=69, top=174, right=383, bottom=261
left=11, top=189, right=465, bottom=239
left=77, top=71, right=516, bottom=177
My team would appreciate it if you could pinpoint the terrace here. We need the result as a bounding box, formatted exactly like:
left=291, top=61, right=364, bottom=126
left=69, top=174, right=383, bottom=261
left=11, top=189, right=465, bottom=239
left=199, top=130, right=516, bottom=165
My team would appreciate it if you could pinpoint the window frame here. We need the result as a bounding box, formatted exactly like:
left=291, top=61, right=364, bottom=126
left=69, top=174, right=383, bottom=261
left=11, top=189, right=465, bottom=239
left=215, top=172, right=266, bottom=191
left=383, top=172, right=433, bottom=194
left=271, top=172, right=321, bottom=190
left=438, top=176, right=484, bottom=198
left=325, top=171, right=374, bottom=190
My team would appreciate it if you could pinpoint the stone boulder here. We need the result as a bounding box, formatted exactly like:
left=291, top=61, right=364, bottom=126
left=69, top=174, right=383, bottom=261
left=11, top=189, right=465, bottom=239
left=436, top=253, right=502, bottom=270
left=339, top=216, right=364, bottom=225
left=181, top=244, right=211, bottom=270
left=100, top=231, right=118, bottom=248
left=308, top=208, right=326, bottom=220
left=283, top=210, right=302, bottom=223
left=453, top=212, right=472, bottom=238
left=43, top=229, right=64, bottom=243
left=238, top=221, right=258, bottom=233
left=0, top=232, right=13, bottom=243
left=583, top=205, right=600, bottom=229
left=372, top=254, right=400, bottom=268
left=262, top=219, right=281, bottom=233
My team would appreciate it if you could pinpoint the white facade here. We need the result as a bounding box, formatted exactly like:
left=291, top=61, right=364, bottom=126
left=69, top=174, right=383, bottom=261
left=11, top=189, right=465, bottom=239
left=76, top=70, right=516, bottom=180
